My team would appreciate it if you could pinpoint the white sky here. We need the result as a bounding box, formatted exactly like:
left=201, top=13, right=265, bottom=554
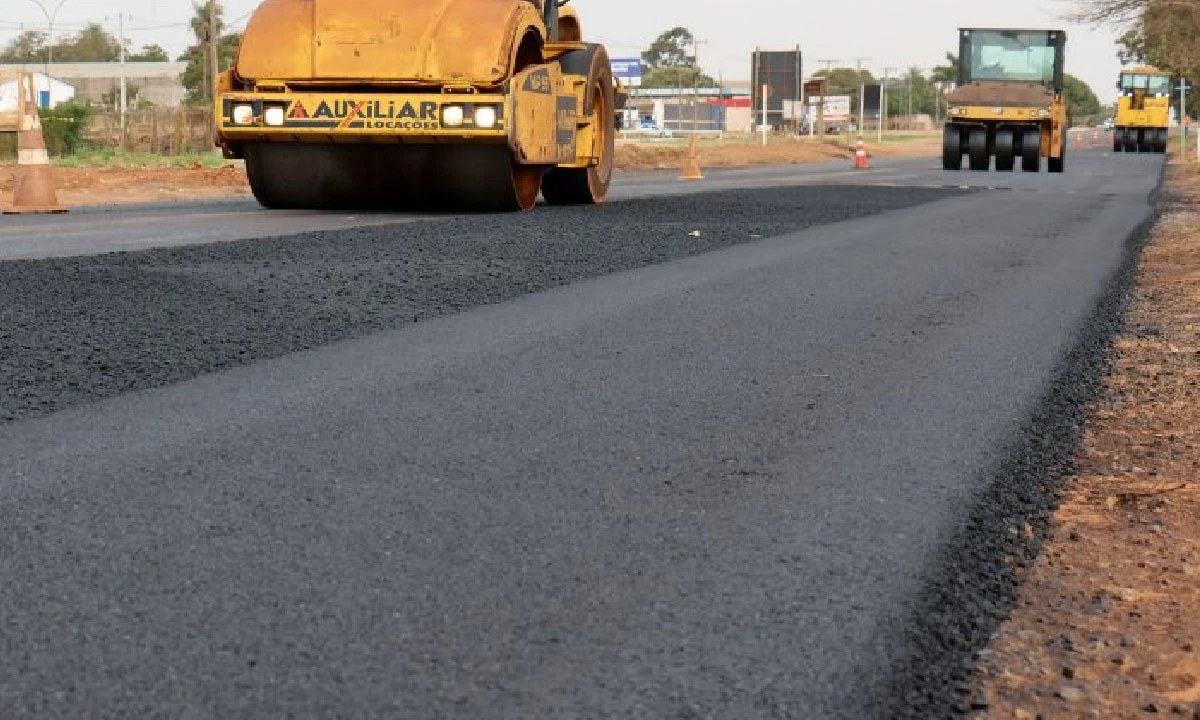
left=0, top=0, right=1127, bottom=102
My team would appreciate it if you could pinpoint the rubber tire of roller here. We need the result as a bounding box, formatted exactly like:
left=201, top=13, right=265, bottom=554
left=1021, top=128, right=1040, bottom=172
left=994, top=128, right=1015, bottom=172
left=542, top=48, right=615, bottom=205
left=942, top=124, right=963, bottom=170
left=967, top=127, right=990, bottom=171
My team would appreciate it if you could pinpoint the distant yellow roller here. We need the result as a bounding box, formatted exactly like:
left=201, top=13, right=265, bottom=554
left=1113, top=66, right=1172, bottom=154
left=215, top=0, right=619, bottom=211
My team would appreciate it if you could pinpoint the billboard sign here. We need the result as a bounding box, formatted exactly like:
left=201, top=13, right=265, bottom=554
left=752, top=48, right=802, bottom=126
left=863, top=84, right=882, bottom=118
left=610, top=58, right=643, bottom=87
left=806, top=95, right=852, bottom=122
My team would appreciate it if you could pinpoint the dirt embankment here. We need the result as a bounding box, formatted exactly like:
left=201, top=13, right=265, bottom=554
left=0, top=163, right=251, bottom=206
left=615, top=135, right=939, bottom=171
left=970, top=164, right=1200, bottom=719
left=0, top=135, right=939, bottom=207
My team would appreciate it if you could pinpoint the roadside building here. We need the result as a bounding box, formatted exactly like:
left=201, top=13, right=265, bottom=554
left=0, top=62, right=187, bottom=109
left=0, top=70, right=76, bottom=112
left=626, top=85, right=753, bottom=134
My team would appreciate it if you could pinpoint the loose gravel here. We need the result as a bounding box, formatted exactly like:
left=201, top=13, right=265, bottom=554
left=0, top=185, right=957, bottom=424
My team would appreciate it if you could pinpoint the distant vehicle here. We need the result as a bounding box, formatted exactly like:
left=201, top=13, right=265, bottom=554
left=628, top=116, right=673, bottom=138
left=943, top=28, right=1068, bottom=173
left=1102, top=118, right=1114, bottom=130
left=1112, top=65, right=1172, bottom=153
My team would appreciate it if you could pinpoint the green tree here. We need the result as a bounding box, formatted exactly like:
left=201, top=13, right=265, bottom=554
left=640, top=26, right=713, bottom=89
left=641, top=65, right=714, bottom=89
left=1117, top=27, right=1147, bottom=64
left=52, top=23, right=122, bottom=62
left=0, top=30, right=48, bottom=63
left=886, top=67, right=940, bottom=117
left=931, top=52, right=959, bottom=84
left=641, top=27, right=695, bottom=69
left=1076, top=0, right=1200, bottom=116
left=1063, top=73, right=1102, bottom=119
left=129, top=44, right=170, bottom=62
left=177, top=1, right=241, bottom=104
left=814, top=67, right=877, bottom=94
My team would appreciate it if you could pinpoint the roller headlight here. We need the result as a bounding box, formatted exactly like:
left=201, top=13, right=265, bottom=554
left=263, top=105, right=286, bottom=126
left=232, top=104, right=254, bottom=125
left=474, top=105, right=498, bottom=129
left=264, top=105, right=285, bottom=127
left=442, top=105, right=465, bottom=127
left=1037, top=108, right=1051, bottom=118
left=948, top=107, right=963, bottom=116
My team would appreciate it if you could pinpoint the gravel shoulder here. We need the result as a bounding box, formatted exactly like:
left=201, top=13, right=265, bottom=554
left=968, top=164, right=1200, bottom=718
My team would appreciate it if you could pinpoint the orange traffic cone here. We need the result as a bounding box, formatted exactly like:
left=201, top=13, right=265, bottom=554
left=5, top=71, right=66, bottom=214
left=1091, top=129, right=1100, bottom=148
left=853, top=139, right=870, bottom=169
left=680, top=135, right=704, bottom=180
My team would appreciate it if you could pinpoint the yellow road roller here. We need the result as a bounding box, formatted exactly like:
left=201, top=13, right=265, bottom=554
left=215, top=0, right=615, bottom=211
left=1113, top=66, right=1172, bottom=154
left=943, top=28, right=1068, bottom=173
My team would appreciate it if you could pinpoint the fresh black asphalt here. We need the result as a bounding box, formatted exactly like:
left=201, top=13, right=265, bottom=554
left=0, top=152, right=1165, bottom=718
left=0, top=184, right=954, bottom=424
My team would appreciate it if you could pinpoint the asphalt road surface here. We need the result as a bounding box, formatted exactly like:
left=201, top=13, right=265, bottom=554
left=0, top=147, right=1164, bottom=718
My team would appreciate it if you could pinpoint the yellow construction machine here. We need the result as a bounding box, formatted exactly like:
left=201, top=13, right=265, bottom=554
left=943, top=29, right=1068, bottom=173
left=1113, top=66, right=1172, bottom=154
left=215, top=0, right=615, bottom=211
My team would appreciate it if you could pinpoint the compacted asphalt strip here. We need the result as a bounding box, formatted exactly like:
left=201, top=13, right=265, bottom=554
left=0, top=151, right=1165, bottom=718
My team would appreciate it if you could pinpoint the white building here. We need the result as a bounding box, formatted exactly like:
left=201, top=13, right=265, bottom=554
left=0, top=70, right=77, bottom=114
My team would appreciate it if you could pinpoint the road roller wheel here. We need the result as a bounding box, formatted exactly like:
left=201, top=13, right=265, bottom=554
left=1020, top=128, right=1040, bottom=172
left=243, top=143, right=544, bottom=212
left=244, top=143, right=335, bottom=209
left=1113, top=128, right=1124, bottom=153
left=542, top=48, right=615, bottom=205
left=1124, top=129, right=1138, bottom=153
left=1157, top=128, right=1170, bottom=153
left=967, top=127, right=989, bottom=171
left=942, top=125, right=964, bottom=170
left=994, top=128, right=1015, bottom=172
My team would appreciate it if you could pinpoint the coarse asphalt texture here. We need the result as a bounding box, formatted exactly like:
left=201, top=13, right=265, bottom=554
left=0, top=149, right=1166, bottom=718
left=0, top=184, right=954, bottom=424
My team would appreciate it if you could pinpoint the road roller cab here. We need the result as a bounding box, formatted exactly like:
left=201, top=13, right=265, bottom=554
left=943, top=28, right=1068, bottom=173
left=1113, top=67, right=1172, bottom=154
left=215, top=0, right=614, bottom=211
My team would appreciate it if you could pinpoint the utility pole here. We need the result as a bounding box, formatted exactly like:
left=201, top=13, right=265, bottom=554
left=881, top=66, right=896, bottom=143
left=906, top=70, right=913, bottom=125
left=1182, top=78, right=1190, bottom=161
left=118, top=12, right=126, bottom=147
left=207, top=0, right=219, bottom=104
left=853, top=57, right=870, bottom=135
left=692, top=38, right=707, bottom=135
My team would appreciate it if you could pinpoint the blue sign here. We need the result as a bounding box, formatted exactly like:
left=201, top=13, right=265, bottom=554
left=610, top=58, right=643, bottom=87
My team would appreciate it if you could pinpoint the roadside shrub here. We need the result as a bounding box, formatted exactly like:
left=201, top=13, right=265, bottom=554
left=39, top=101, right=91, bottom=156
